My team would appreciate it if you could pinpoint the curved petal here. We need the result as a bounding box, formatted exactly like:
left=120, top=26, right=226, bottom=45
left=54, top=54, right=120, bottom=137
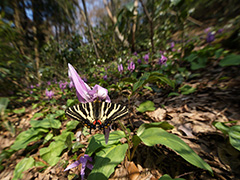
left=68, top=63, right=92, bottom=102
left=64, top=160, right=81, bottom=171
left=91, top=85, right=111, bottom=102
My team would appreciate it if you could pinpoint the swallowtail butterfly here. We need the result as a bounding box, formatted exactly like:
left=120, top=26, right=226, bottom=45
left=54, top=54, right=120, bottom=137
left=65, top=100, right=128, bottom=133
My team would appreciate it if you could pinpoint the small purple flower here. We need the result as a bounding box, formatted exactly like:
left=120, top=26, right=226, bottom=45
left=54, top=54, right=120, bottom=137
left=137, top=59, right=141, bottom=64
left=59, top=81, right=68, bottom=92
left=103, top=75, right=107, bottom=80
left=45, top=89, right=54, bottom=99
left=128, top=61, right=135, bottom=72
left=30, top=85, right=34, bottom=89
left=133, top=52, right=138, bottom=56
left=217, top=28, right=224, bottom=34
left=204, top=27, right=211, bottom=33
left=170, top=42, right=175, bottom=49
left=118, top=64, right=123, bottom=73
left=159, top=55, right=168, bottom=65
left=143, top=53, right=149, bottom=63
left=206, top=32, right=215, bottom=43
left=47, top=81, right=51, bottom=86
left=36, top=83, right=40, bottom=87
left=64, top=154, right=93, bottom=180
left=30, top=90, right=33, bottom=94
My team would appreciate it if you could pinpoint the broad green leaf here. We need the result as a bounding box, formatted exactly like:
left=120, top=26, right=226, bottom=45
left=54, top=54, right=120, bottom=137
left=229, top=125, right=240, bottom=151
left=30, top=118, right=61, bottom=129
left=136, top=100, right=155, bottom=113
left=43, top=133, right=53, bottom=144
left=158, top=174, right=186, bottom=180
left=31, top=112, right=44, bottom=120
left=40, top=141, right=66, bottom=166
left=0, top=97, right=9, bottom=116
left=137, top=124, right=213, bottom=174
left=219, top=54, right=240, bottom=66
left=213, top=122, right=229, bottom=135
left=66, top=120, right=79, bottom=131
left=86, top=131, right=125, bottom=156
left=13, top=107, right=26, bottom=114
left=88, top=143, right=128, bottom=180
left=137, top=123, right=174, bottom=135
left=10, top=128, right=48, bottom=151
left=12, top=157, right=35, bottom=180
left=168, top=92, right=180, bottom=97
left=67, top=99, right=75, bottom=107
left=54, top=130, right=75, bottom=142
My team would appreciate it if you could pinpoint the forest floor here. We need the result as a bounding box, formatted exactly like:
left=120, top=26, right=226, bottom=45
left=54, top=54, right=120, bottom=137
left=1, top=60, right=240, bottom=180
left=1, top=24, right=240, bottom=179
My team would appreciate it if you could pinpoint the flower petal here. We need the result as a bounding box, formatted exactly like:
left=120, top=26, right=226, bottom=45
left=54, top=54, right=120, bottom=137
left=90, top=85, right=111, bottom=102
left=64, top=160, right=81, bottom=171
left=68, top=63, right=92, bottom=103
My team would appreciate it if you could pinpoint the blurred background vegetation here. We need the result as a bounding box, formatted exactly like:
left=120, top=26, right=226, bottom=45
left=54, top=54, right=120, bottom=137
left=0, top=0, right=239, bottom=96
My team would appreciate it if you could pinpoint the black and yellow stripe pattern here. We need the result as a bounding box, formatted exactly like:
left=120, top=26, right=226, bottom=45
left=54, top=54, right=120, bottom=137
left=65, top=101, right=128, bottom=131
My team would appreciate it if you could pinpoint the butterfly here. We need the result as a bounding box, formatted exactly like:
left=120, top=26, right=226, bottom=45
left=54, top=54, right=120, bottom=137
left=65, top=100, right=128, bottom=133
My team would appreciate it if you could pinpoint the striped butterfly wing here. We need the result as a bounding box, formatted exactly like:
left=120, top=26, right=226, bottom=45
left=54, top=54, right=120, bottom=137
left=65, top=101, right=128, bottom=131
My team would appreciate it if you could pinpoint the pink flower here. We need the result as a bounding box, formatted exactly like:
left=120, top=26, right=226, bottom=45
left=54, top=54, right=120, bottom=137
left=128, top=61, right=135, bottom=72
left=118, top=64, right=123, bottom=73
left=45, top=89, right=54, bottom=99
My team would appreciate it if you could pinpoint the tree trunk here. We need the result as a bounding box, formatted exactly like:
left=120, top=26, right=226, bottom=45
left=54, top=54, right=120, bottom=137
left=103, top=0, right=129, bottom=47
left=131, top=0, right=139, bottom=52
left=81, top=0, right=100, bottom=59
left=139, top=0, right=155, bottom=52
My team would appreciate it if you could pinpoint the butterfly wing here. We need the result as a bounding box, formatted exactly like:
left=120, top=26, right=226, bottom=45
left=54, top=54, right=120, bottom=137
left=65, top=102, right=96, bottom=130
left=98, top=101, right=128, bottom=129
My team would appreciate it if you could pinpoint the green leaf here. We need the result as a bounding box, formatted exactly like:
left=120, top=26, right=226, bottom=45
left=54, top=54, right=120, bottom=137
left=40, top=141, right=66, bottom=166
left=12, top=157, right=35, bottom=180
left=66, top=120, right=79, bottom=131
left=10, top=128, right=48, bottom=151
left=30, top=118, right=61, bottom=129
left=158, top=174, right=186, bottom=180
left=133, top=72, right=150, bottom=92
left=13, top=107, right=26, bottom=114
left=137, top=124, right=213, bottom=174
left=213, top=122, right=229, bottom=135
left=168, top=92, right=180, bottom=97
left=0, top=97, right=9, bottom=116
left=67, top=99, right=75, bottom=107
left=43, top=133, right=53, bottom=144
left=179, top=85, right=196, bottom=95
left=136, top=100, right=155, bottom=113
left=229, top=125, right=240, bottom=151
left=88, top=143, right=128, bottom=180
left=219, top=54, right=240, bottom=66
left=72, top=142, right=85, bottom=153
left=86, top=131, right=125, bottom=156
left=31, top=112, right=44, bottom=120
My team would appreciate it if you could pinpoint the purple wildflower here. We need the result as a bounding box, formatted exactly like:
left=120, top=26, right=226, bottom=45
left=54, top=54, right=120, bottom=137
left=128, top=61, right=135, bottom=72
left=64, top=154, right=93, bottom=180
left=170, top=42, right=175, bottom=49
left=204, top=27, right=211, bottom=33
left=143, top=53, right=149, bottom=63
left=118, top=64, right=123, bottom=73
left=47, top=81, right=51, bottom=86
left=159, top=55, right=168, bottom=65
left=137, top=59, right=141, bottom=64
left=103, top=75, right=107, bottom=80
left=217, top=28, right=224, bottom=34
left=59, top=81, right=68, bottom=92
left=45, top=89, right=54, bottom=99
left=206, top=32, right=215, bottom=43
left=133, top=52, right=138, bottom=56
left=30, top=85, right=34, bottom=89
left=30, top=90, right=33, bottom=94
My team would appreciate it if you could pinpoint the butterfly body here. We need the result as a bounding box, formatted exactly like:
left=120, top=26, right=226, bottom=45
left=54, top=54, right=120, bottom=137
left=65, top=101, right=128, bottom=132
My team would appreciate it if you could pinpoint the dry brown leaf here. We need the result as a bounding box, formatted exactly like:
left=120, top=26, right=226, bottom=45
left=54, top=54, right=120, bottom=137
left=145, top=108, right=166, bottom=122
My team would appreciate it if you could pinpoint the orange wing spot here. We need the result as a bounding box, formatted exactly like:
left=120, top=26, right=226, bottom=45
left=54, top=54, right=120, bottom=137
left=93, top=120, right=102, bottom=125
